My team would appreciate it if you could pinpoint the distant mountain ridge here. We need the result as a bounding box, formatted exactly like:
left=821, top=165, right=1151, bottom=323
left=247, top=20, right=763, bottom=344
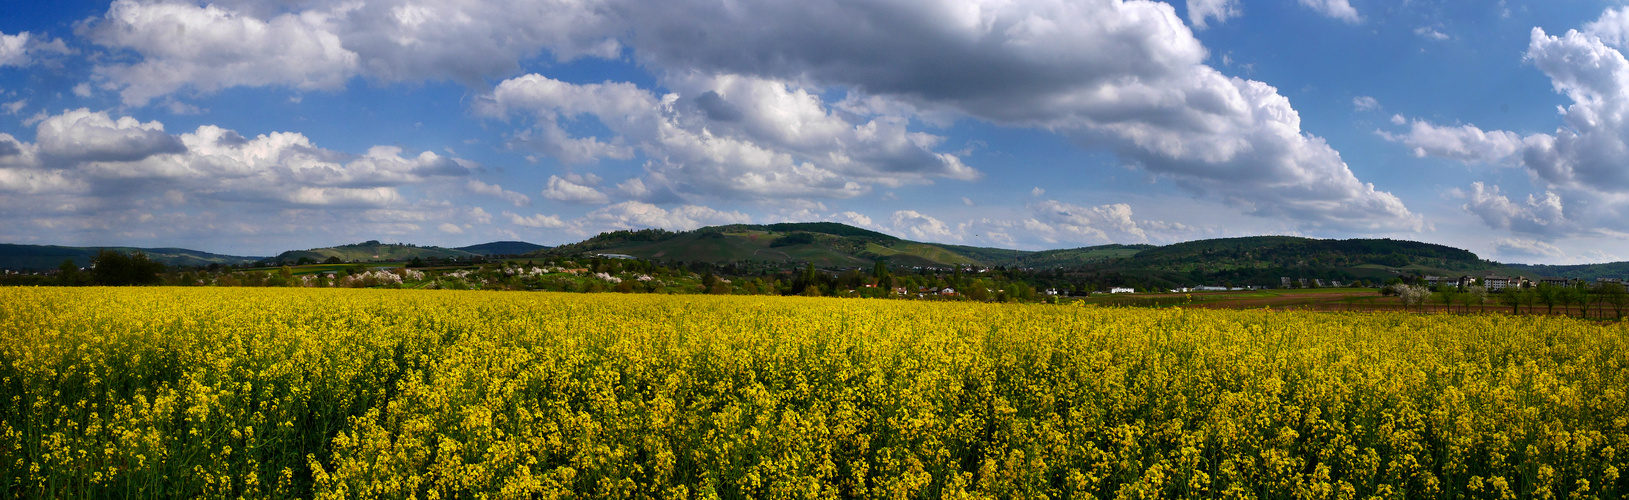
left=531, top=222, right=1516, bottom=288
left=0, top=244, right=263, bottom=270
left=0, top=239, right=549, bottom=270
left=9, top=225, right=1621, bottom=286
left=1505, top=261, right=1629, bottom=281
left=274, top=240, right=479, bottom=262
left=456, top=241, right=549, bottom=256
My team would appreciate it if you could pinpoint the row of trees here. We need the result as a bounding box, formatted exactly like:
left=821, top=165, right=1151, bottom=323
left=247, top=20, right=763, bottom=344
left=1389, top=282, right=1629, bottom=319
left=45, top=250, right=166, bottom=287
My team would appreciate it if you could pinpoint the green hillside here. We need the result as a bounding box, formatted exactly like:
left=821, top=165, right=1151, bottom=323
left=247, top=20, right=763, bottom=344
left=544, top=225, right=977, bottom=267
left=539, top=225, right=1511, bottom=284
left=456, top=241, right=548, bottom=256
left=275, top=241, right=478, bottom=263
left=535, top=224, right=1535, bottom=291
left=0, top=244, right=261, bottom=270
left=1506, top=261, right=1629, bottom=281
left=1124, top=236, right=1490, bottom=272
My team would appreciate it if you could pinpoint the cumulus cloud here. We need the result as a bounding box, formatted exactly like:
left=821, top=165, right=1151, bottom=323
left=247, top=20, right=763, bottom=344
left=481, top=73, right=974, bottom=201
left=585, top=201, right=751, bottom=231
left=1583, top=7, right=1629, bottom=49
left=1397, top=19, right=1629, bottom=234
left=85, top=0, right=361, bottom=106
left=1297, top=0, right=1361, bottom=24
left=1378, top=119, right=1523, bottom=164
left=541, top=173, right=609, bottom=205
left=1, top=109, right=473, bottom=211
left=0, top=30, right=70, bottom=67
left=0, top=32, right=26, bottom=67
left=503, top=211, right=566, bottom=228
left=1493, top=238, right=1564, bottom=259
left=1024, top=199, right=1199, bottom=245
left=81, top=0, right=622, bottom=105
left=1352, top=96, right=1380, bottom=111
left=78, top=0, right=1418, bottom=233
left=1415, top=27, right=1449, bottom=41
left=1519, top=26, right=1629, bottom=194
left=523, top=2, right=1415, bottom=230
left=873, top=201, right=1203, bottom=249
left=1461, top=182, right=1578, bottom=236
left=1028, top=200, right=1149, bottom=242
left=889, top=210, right=957, bottom=242
left=34, top=108, right=187, bottom=163
left=1187, top=0, right=1241, bottom=30
left=466, top=179, right=531, bottom=206
left=1381, top=13, right=1629, bottom=236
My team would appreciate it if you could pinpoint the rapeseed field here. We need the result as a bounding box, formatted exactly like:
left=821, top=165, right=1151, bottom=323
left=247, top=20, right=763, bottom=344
left=2, top=287, right=1626, bottom=498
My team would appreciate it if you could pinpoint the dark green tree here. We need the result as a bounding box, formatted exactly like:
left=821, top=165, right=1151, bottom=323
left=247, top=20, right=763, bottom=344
left=91, top=250, right=165, bottom=286
left=1537, top=284, right=1559, bottom=315
left=1498, top=287, right=1521, bottom=315
left=58, top=259, right=81, bottom=286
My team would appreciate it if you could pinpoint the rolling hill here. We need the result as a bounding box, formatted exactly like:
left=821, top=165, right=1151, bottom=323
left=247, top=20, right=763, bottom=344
left=537, top=223, right=1514, bottom=287
left=456, top=241, right=548, bottom=256
left=0, top=244, right=262, bottom=270
left=274, top=241, right=479, bottom=263
left=1505, top=261, right=1629, bottom=281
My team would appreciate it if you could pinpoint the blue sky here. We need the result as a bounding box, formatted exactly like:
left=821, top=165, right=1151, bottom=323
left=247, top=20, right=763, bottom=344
left=1, top=0, right=1627, bottom=263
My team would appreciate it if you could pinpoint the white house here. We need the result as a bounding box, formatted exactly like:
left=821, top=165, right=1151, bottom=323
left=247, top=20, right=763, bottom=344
left=1110, top=287, right=1135, bottom=294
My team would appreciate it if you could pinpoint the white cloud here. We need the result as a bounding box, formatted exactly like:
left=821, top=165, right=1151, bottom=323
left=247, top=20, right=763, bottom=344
left=585, top=201, right=750, bottom=231
left=82, top=0, right=619, bottom=105
left=1031, top=187, right=1045, bottom=197
left=1520, top=26, right=1629, bottom=195
left=437, top=222, right=463, bottom=234
left=77, top=0, right=1418, bottom=233
left=0, top=30, right=70, bottom=67
left=1391, top=114, right=1406, bottom=125
left=503, top=211, right=566, bottom=228
left=541, top=174, right=609, bottom=204
left=889, top=210, right=957, bottom=242
left=1187, top=0, right=1241, bottom=30
left=1414, top=27, right=1450, bottom=41
left=0, top=110, right=476, bottom=218
left=1384, top=13, right=1629, bottom=236
left=1493, top=238, right=1564, bottom=259
left=1297, top=0, right=1361, bottom=24
left=86, top=0, right=361, bottom=106
left=466, top=179, right=531, bottom=207
left=0, top=32, right=27, bottom=67
left=34, top=108, right=187, bottom=163
left=1352, top=96, right=1380, bottom=111
left=1461, top=182, right=1578, bottom=236
left=2, top=100, right=25, bottom=115
left=612, top=1, right=1413, bottom=231
left=481, top=73, right=974, bottom=202
left=1378, top=119, right=1523, bottom=164
left=1584, top=7, right=1629, bottom=49
left=1024, top=200, right=1199, bottom=245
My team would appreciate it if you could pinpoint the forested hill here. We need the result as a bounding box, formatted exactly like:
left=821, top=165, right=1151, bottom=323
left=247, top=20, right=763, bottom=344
left=274, top=241, right=479, bottom=263
left=1506, top=261, right=1629, bottom=281
left=455, top=241, right=548, bottom=256
left=0, top=244, right=263, bottom=270
left=1120, top=237, right=1492, bottom=273
left=534, top=223, right=1499, bottom=277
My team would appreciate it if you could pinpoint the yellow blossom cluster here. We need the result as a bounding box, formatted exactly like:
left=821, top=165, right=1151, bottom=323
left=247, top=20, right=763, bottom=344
left=2, top=287, right=1627, bottom=498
